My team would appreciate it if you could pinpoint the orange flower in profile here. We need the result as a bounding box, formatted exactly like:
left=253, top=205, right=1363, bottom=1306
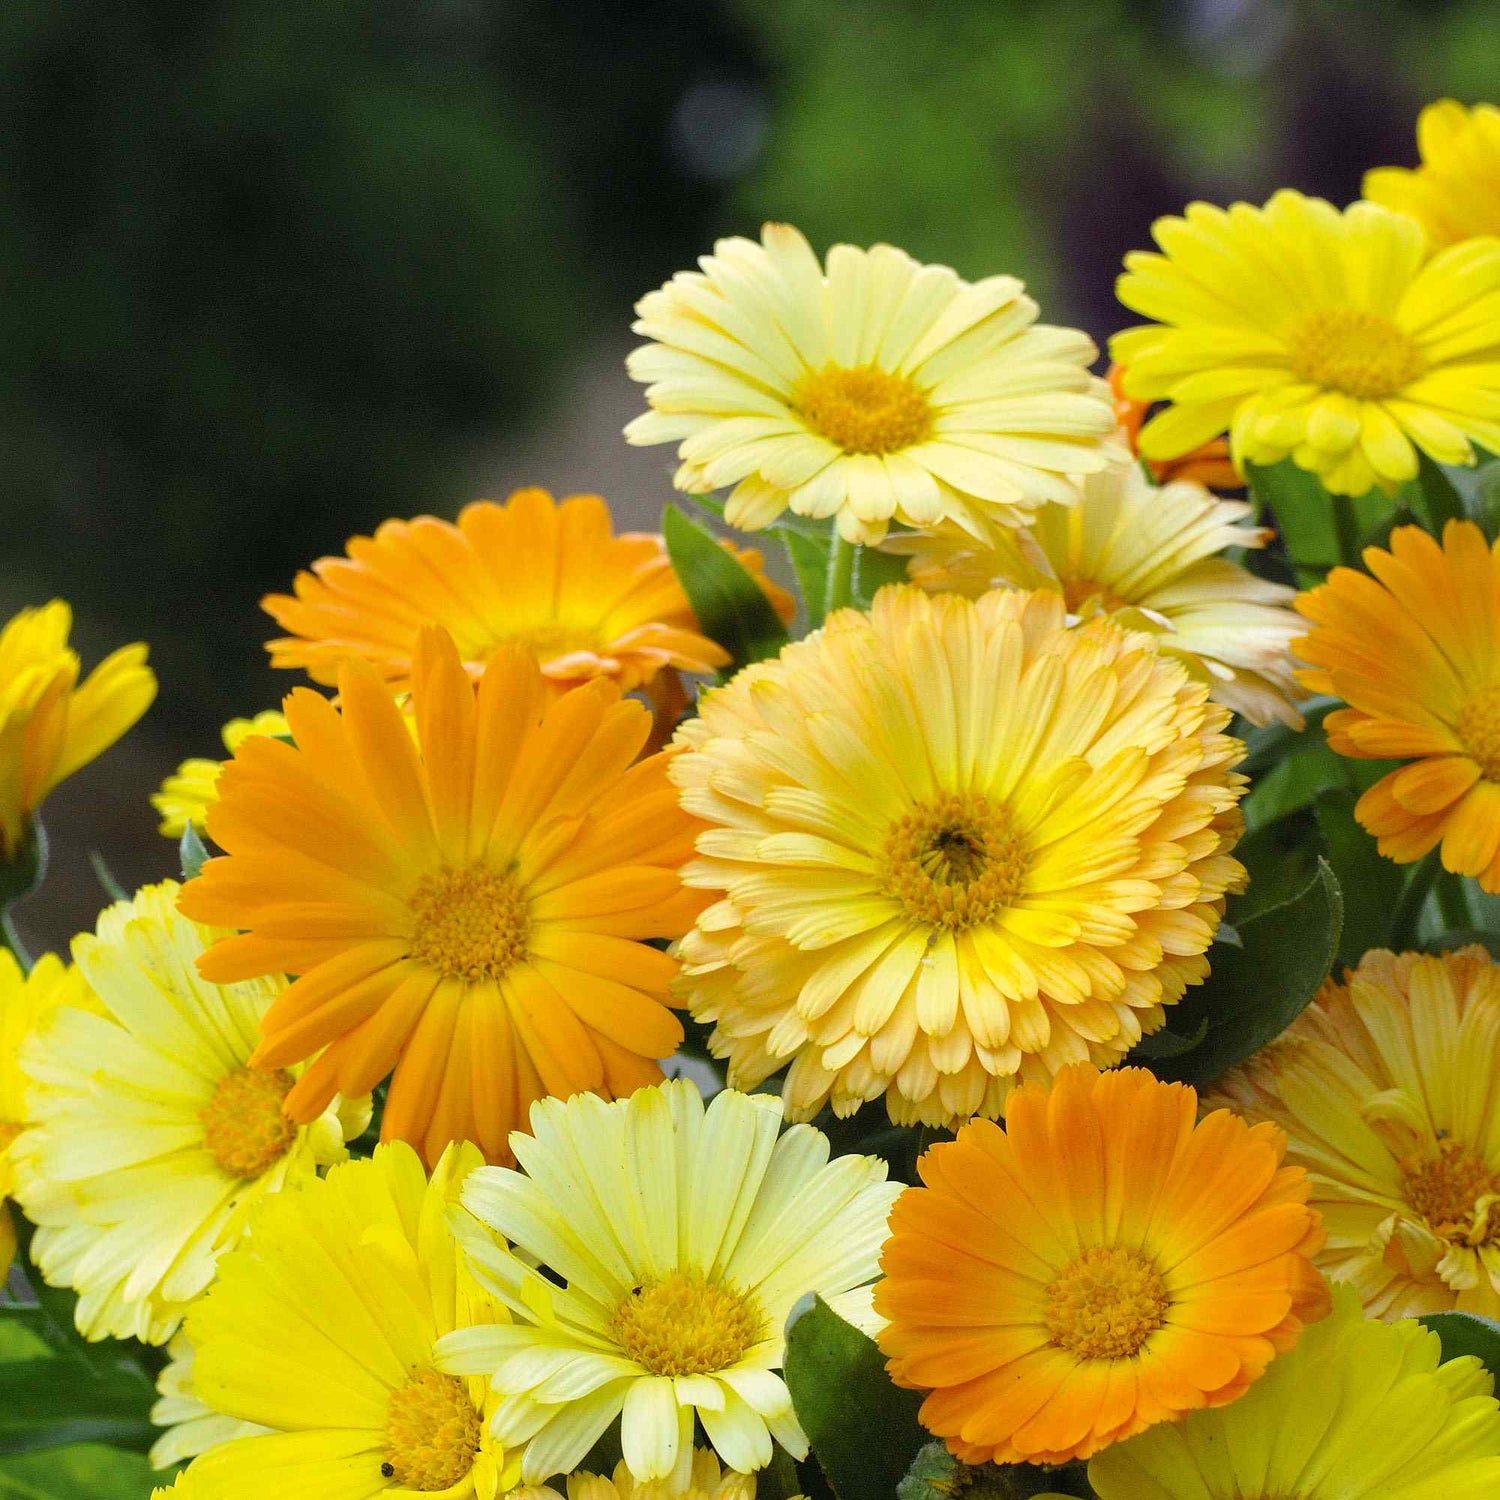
left=178, top=626, right=704, bottom=1167
left=1295, top=521, right=1500, bottom=891
left=262, top=488, right=793, bottom=703
left=876, top=1064, right=1328, bottom=1467
left=1108, top=365, right=1239, bottom=490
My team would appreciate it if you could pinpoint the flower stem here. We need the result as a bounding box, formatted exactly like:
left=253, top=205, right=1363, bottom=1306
left=1389, top=847, right=1443, bottom=952
left=1434, top=872, right=1473, bottom=933
left=0, top=908, right=31, bottom=972
left=1330, top=492, right=1362, bottom=570
left=824, top=531, right=858, bottom=616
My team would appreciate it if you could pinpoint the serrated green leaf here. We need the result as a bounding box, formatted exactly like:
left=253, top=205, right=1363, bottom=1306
left=1230, top=811, right=1324, bottom=924
left=1419, top=1310, right=1500, bottom=1379
left=0, top=1441, right=160, bottom=1498
left=178, top=825, right=208, bottom=883
left=1145, top=860, right=1343, bottom=1088
left=663, top=505, right=789, bottom=670
left=1312, top=787, right=1406, bottom=967
left=784, top=1295, right=925, bottom=1500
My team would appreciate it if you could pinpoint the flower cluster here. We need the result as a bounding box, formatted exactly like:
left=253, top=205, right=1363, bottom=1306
left=2, top=94, right=1500, bottom=1500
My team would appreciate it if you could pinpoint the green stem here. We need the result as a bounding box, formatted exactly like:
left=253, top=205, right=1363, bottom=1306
left=1435, top=872, right=1472, bottom=932
left=1389, top=847, right=1443, bottom=952
left=1, top=907, right=32, bottom=971
left=823, top=531, right=857, bottom=615
left=1330, top=492, right=1362, bottom=570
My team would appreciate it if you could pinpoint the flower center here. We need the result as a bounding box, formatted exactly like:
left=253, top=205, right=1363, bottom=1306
left=383, top=1368, right=482, bottom=1492
left=199, top=1066, right=297, bottom=1179
left=609, top=1271, right=763, bottom=1377
left=1288, top=307, right=1425, bottom=401
left=408, top=863, right=531, bottom=983
left=1061, top=576, right=1130, bottom=615
left=1044, top=1246, right=1170, bottom=1361
left=1402, top=1141, right=1499, bottom=1246
left=795, top=364, right=933, bottom=455
left=880, top=792, right=1028, bottom=930
left=1457, top=687, right=1500, bottom=781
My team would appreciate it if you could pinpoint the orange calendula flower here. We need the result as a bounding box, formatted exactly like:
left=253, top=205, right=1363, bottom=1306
left=261, top=488, right=793, bottom=705
left=178, top=625, right=704, bottom=1167
left=876, top=1064, right=1329, bottom=1467
left=1108, top=365, right=1240, bottom=490
left=1207, top=946, right=1500, bottom=1319
left=1294, top=520, right=1500, bottom=891
left=0, top=601, right=156, bottom=857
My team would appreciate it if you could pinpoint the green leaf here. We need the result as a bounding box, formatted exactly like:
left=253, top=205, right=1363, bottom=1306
left=784, top=1295, right=926, bottom=1500
left=1144, top=860, right=1343, bottom=1088
left=1234, top=697, right=1338, bottom=779
left=1420, top=929, right=1500, bottom=959
left=1230, top=812, right=1323, bottom=924
left=1245, top=461, right=1389, bottom=583
left=849, top=545, right=908, bottom=610
left=1243, top=744, right=1346, bottom=831
left=1312, top=788, right=1406, bottom=967
left=1411, top=450, right=1466, bottom=535
left=178, top=825, right=208, bottom=883
left=0, top=1361, right=156, bottom=1456
left=1419, top=1310, right=1500, bottom=1379
left=1445, top=457, right=1500, bottom=541
left=0, top=1442, right=160, bottom=1498
left=782, top=531, right=830, bottom=631
left=87, top=854, right=128, bottom=904
left=663, top=505, right=790, bottom=670
left=1129, top=1016, right=1209, bottom=1060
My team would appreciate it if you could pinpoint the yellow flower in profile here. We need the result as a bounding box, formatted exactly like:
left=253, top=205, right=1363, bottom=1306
left=1294, top=521, right=1500, bottom=890
left=436, top=1079, right=898, bottom=1489
left=0, top=950, right=94, bottom=1277
left=1112, top=189, right=1500, bottom=497
left=186, top=1141, right=518, bottom=1500
left=151, top=711, right=290, bottom=838
left=1207, top=946, right=1500, bottom=1319
left=670, top=585, right=1246, bottom=1127
left=625, top=223, right=1120, bottom=544
left=900, top=460, right=1304, bottom=727
left=12, top=883, right=367, bottom=1343
left=1089, top=1283, right=1500, bottom=1498
left=261, top=489, right=793, bottom=702
left=0, top=600, right=155, bottom=856
left=1365, top=99, right=1500, bottom=248
left=877, top=1065, right=1329, bottom=1467
left=178, top=626, right=703, bottom=1168
left=516, top=1451, right=761, bottom=1500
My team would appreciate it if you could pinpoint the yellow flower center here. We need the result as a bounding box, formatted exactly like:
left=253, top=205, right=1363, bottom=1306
left=880, top=792, right=1028, bottom=930
left=1402, top=1141, right=1498, bottom=1246
left=1288, top=307, right=1425, bottom=401
left=795, top=364, right=933, bottom=455
left=1044, top=1246, right=1170, bottom=1361
left=408, top=863, right=531, bottom=983
left=609, top=1272, right=763, bottom=1377
left=1061, top=576, right=1130, bottom=615
left=383, top=1368, right=482, bottom=1492
left=1457, top=687, right=1500, bottom=781
left=199, top=1065, right=298, bottom=1179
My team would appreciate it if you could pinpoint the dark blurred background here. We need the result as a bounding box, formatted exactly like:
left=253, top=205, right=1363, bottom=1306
left=3, top=0, right=1495, bottom=951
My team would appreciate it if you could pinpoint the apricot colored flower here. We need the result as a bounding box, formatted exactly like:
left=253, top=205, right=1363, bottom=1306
left=1113, top=190, right=1500, bottom=497
left=625, top=223, right=1120, bottom=544
left=151, top=710, right=290, bottom=838
left=670, top=585, right=1246, bottom=1127
left=900, top=460, right=1304, bottom=726
left=1294, top=520, right=1500, bottom=891
left=876, top=1064, right=1329, bottom=1467
left=0, top=600, right=155, bottom=856
left=1365, top=99, right=1500, bottom=248
left=179, top=626, right=703, bottom=1167
left=1207, top=946, right=1500, bottom=1319
left=261, top=489, right=792, bottom=706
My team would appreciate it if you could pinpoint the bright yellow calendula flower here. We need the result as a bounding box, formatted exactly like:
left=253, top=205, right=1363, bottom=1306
left=625, top=223, right=1121, bottom=544
left=13, top=883, right=368, bottom=1344
left=898, top=459, right=1305, bottom=727
left=436, top=1078, right=898, bottom=1490
left=1207, top=946, right=1500, bottom=1320
left=671, top=584, right=1246, bottom=1127
left=0, top=600, right=155, bottom=857
left=1365, top=99, right=1500, bottom=248
left=1112, top=189, right=1500, bottom=497
left=1294, top=521, right=1500, bottom=890
left=1089, top=1282, right=1500, bottom=1497
left=876, top=1065, right=1329, bottom=1468
left=0, top=950, right=95, bottom=1278
left=150, top=710, right=289, bottom=838
left=185, top=1141, right=518, bottom=1500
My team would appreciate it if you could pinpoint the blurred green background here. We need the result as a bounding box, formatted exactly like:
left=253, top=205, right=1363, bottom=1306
left=2, top=0, right=1496, bottom=950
